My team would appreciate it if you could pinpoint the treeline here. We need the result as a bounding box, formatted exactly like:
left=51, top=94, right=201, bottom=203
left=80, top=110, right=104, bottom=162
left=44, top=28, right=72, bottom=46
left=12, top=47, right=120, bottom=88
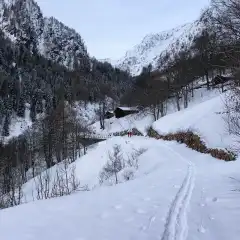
left=0, top=99, right=95, bottom=208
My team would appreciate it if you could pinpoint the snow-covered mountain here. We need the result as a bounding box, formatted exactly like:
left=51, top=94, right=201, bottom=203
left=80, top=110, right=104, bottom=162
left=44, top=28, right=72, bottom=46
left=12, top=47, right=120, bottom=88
left=0, top=0, right=89, bottom=68
left=42, top=17, right=89, bottom=68
left=115, top=21, right=203, bottom=76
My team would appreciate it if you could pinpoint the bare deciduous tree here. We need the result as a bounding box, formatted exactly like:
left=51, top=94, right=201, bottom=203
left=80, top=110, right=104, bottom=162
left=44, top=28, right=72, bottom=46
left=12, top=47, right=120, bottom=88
left=99, top=144, right=123, bottom=185
left=225, top=73, right=240, bottom=150
left=34, top=161, right=86, bottom=201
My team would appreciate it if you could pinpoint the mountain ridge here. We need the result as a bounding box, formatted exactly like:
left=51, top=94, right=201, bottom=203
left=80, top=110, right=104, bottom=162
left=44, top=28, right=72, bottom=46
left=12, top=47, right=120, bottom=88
left=111, top=20, right=203, bottom=76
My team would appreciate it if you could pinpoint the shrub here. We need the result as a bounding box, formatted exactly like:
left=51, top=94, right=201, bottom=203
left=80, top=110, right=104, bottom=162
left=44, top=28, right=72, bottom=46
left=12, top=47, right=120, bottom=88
left=147, top=128, right=237, bottom=161
left=99, top=146, right=148, bottom=186
left=132, top=128, right=143, bottom=136
left=127, top=147, right=147, bottom=169
left=113, top=130, right=128, bottom=137
left=99, top=145, right=124, bottom=185
left=113, top=128, right=143, bottom=137
left=147, top=127, right=160, bottom=138
left=122, top=168, right=135, bottom=181
left=161, top=131, right=208, bottom=153
left=207, top=148, right=237, bottom=161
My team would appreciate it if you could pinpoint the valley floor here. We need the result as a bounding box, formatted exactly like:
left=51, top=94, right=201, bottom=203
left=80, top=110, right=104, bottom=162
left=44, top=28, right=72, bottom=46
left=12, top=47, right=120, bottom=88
left=1, top=136, right=240, bottom=240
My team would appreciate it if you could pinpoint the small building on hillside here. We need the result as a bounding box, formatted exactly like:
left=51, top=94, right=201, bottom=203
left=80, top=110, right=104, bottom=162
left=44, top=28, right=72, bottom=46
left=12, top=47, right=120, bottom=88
left=211, top=75, right=233, bottom=86
left=114, top=107, right=139, bottom=119
left=104, top=111, right=114, bottom=119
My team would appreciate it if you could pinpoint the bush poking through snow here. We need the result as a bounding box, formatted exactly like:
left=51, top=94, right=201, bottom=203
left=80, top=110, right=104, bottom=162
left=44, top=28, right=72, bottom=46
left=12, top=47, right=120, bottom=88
left=132, top=128, right=144, bottom=136
left=161, top=131, right=208, bottom=153
left=147, top=127, right=237, bottom=161
left=113, top=130, right=128, bottom=137
left=99, top=145, right=148, bottom=186
left=113, top=128, right=143, bottom=137
left=147, top=127, right=159, bottom=138
left=122, top=168, right=135, bottom=181
left=207, top=148, right=237, bottom=162
left=99, top=145, right=124, bottom=185
left=127, top=147, right=148, bottom=169
left=33, top=161, right=88, bottom=201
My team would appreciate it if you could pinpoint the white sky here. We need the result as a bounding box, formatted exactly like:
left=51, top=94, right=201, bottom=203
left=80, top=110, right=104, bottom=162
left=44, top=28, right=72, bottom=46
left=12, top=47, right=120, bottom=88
left=36, top=0, right=210, bottom=60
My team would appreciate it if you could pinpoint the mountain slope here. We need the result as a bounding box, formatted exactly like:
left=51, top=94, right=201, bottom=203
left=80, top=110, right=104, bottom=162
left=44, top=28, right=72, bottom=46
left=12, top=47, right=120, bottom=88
left=115, top=21, right=203, bottom=76
left=0, top=0, right=89, bottom=68
left=0, top=0, right=133, bottom=141
left=42, top=17, right=89, bottom=68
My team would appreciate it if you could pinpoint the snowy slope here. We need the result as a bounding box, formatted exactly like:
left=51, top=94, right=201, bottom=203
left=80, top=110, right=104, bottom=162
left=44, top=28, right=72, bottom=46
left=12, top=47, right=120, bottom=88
left=1, top=135, right=240, bottom=240
left=115, top=21, right=203, bottom=76
left=92, top=112, right=153, bottom=136
left=153, top=93, right=233, bottom=149
left=92, top=87, right=222, bottom=137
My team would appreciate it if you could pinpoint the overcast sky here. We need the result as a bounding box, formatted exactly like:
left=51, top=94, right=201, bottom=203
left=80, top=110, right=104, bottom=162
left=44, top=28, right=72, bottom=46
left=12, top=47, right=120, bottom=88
left=36, top=0, right=210, bottom=60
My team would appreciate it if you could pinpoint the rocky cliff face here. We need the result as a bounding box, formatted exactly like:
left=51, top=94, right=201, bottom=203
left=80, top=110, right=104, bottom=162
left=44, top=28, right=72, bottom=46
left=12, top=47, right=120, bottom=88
left=0, top=0, right=89, bottom=68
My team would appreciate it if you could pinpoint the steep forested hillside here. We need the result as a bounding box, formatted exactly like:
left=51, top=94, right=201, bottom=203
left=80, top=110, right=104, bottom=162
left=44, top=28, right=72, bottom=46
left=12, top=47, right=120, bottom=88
left=0, top=0, right=132, bottom=138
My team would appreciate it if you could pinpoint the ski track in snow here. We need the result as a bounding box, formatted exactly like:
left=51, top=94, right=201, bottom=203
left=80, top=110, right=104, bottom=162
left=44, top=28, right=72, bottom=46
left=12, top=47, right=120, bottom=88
left=160, top=144, right=196, bottom=240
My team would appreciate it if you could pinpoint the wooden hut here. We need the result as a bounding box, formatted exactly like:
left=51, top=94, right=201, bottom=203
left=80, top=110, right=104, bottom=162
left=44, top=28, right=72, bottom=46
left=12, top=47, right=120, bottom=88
left=114, top=107, right=139, bottom=119
left=211, top=75, right=232, bottom=86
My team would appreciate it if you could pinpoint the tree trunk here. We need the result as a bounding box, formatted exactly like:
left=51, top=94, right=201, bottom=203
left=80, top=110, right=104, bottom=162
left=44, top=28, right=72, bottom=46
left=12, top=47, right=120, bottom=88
left=191, top=82, right=194, bottom=98
left=160, top=102, right=165, bottom=117
left=176, top=92, right=181, bottom=111
left=114, top=172, right=118, bottom=184
left=152, top=105, right=160, bottom=121
left=183, top=86, right=188, bottom=109
left=205, top=69, right=210, bottom=90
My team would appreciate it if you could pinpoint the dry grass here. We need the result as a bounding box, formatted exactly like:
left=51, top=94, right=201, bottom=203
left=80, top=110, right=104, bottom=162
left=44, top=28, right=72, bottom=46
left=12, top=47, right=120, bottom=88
left=147, top=127, right=236, bottom=161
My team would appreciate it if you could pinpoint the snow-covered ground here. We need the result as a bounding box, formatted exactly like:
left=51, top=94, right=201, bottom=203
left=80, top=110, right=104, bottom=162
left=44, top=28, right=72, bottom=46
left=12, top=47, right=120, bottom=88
left=93, top=87, right=223, bottom=137
left=153, top=93, right=232, bottom=149
left=2, top=106, right=33, bottom=143
left=1, top=136, right=240, bottom=240
left=1, top=86, right=240, bottom=240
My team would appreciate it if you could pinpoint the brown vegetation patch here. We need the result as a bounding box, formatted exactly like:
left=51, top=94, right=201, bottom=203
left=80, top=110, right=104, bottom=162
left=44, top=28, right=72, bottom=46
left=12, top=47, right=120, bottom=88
left=147, top=127, right=236, bottom=161
left=113, top=128, right=144, bottom=137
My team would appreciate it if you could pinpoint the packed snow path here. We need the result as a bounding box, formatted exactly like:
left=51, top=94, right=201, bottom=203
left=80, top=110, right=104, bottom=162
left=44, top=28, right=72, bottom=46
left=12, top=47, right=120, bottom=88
left=160, top=144, right=195, bottom=240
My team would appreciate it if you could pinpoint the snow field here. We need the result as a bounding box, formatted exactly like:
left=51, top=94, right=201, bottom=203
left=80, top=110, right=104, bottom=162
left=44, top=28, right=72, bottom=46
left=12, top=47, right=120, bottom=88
left=1, top=87, right=240, bottom=240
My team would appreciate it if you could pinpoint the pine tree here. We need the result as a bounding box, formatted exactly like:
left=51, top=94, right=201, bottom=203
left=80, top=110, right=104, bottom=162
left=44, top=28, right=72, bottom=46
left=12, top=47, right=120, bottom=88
left=2, top=114, right=10, bottom=137
left=30, top=101, right=36, bottom=122
left=16, top=96, right=25, bottom=118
